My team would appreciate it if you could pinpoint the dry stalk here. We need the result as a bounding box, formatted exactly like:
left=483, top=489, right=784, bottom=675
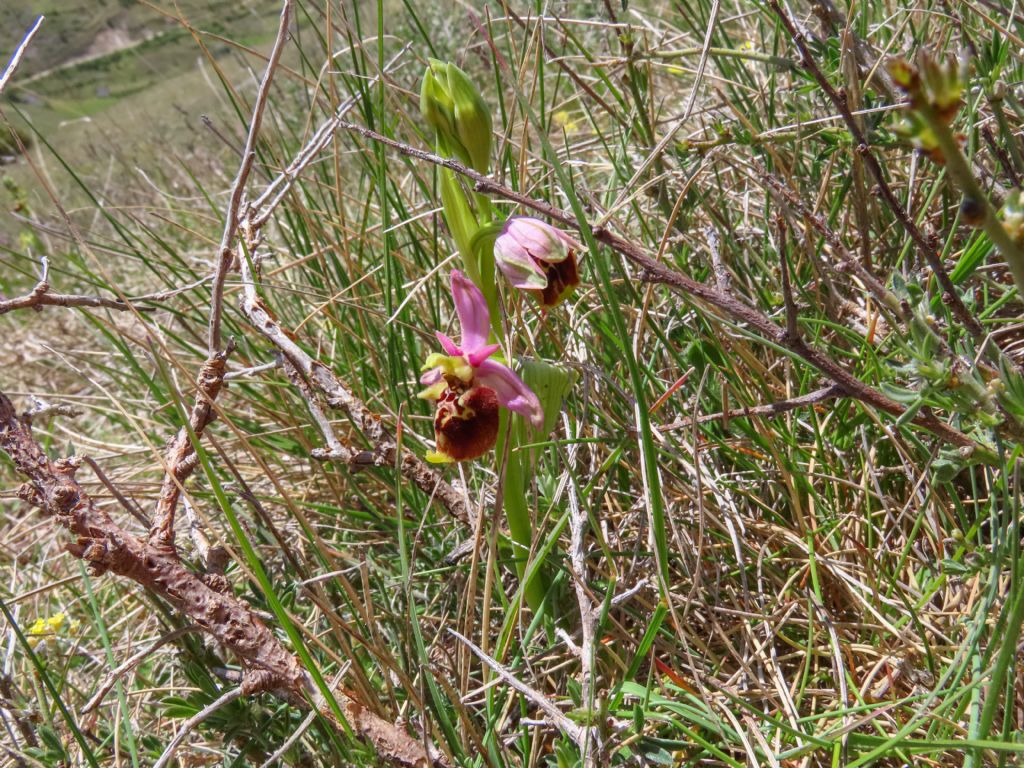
left=563, top=413, right=602, bottom=767
left=449, top=629, right=588, bottom=748
left=206, top=0, right=293, bottom=356
left=0, top=257, right=138, bottom=316
left=0, top=16, right=44, bottom=94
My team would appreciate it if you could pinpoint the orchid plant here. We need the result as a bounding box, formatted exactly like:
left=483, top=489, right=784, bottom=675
left=418, top=60, right=579, bottom=613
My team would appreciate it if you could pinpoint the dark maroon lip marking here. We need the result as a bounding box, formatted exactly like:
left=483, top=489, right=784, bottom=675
left=433, top=383, right=500, bottom=461
left=536, top=249, right=580, bottom=308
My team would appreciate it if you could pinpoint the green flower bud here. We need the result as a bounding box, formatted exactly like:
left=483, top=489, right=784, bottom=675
left=419, top=60, right=492, bottom=172
left=420, top=68, right=455, bottom=140
left=445, top=62, right=493, bottom=173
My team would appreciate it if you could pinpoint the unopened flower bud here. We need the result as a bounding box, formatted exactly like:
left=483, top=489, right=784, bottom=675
left=419, top=60, right=492, bottom=173
left=445, top=62, right=492, bottom=173
left=420, top=66, right=460, bottom=158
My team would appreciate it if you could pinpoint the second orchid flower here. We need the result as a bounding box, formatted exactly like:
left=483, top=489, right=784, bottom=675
left=494, top=217, right=583, bottom=308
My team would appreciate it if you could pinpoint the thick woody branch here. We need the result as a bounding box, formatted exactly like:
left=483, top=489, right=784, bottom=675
left=0, top=390, right=437, bottom=767
left=0, top=390, right=305, bottom=693
left=149, top=347, right=232, bottom=550
left=337, top=121, right=978, bottom=451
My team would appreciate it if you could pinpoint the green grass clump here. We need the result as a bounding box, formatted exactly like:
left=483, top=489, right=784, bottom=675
left=3, top=1, right=1024, bottom=766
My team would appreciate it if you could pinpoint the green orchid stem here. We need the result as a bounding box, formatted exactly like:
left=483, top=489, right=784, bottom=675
left=923, top=103, right=1024, bottom=298
left=497, top=411, right=549, bottom=613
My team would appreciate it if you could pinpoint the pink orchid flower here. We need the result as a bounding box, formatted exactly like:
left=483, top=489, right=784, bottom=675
left=494, top=216, right=583, bottom=307
left=419, top=270, right=543, bottom=462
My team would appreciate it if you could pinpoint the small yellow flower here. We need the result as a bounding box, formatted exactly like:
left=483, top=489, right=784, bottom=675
left=552, top=110, right=578, bottom=134
left=26, top=612, right=67, bottom=649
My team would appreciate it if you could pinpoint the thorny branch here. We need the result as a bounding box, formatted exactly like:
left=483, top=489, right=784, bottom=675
left=0, top=391, right=306, bottom=694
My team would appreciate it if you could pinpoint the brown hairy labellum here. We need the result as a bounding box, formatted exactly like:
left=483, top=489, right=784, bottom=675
left=433, top=384, right=500, bottom=461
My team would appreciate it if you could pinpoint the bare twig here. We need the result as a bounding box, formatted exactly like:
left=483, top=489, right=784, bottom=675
left=337, top=120, right=979, bottom=451
left=0, top=257, right=137, bottom=316
left=22, top=396, right=81, bottom=423
left=249, top=48, right=404, bottom=229
left=0, top=16, right=44, bottom=95
left=449, top=628, right=587, bottom=747
left=659, top=385, right=843, bottom=431
left=258, top=709, right=318, bottom=768
left=152, top=686, right=245, bottom=768
left=224, top=358, right=281, bottom=380
left=182, top=497, right=228, bottom=575
left=281, top=358, right=352, bottom=462
left=207, top=0, right=293, bottom=356
left=0, top=289, right=134, bottom=316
